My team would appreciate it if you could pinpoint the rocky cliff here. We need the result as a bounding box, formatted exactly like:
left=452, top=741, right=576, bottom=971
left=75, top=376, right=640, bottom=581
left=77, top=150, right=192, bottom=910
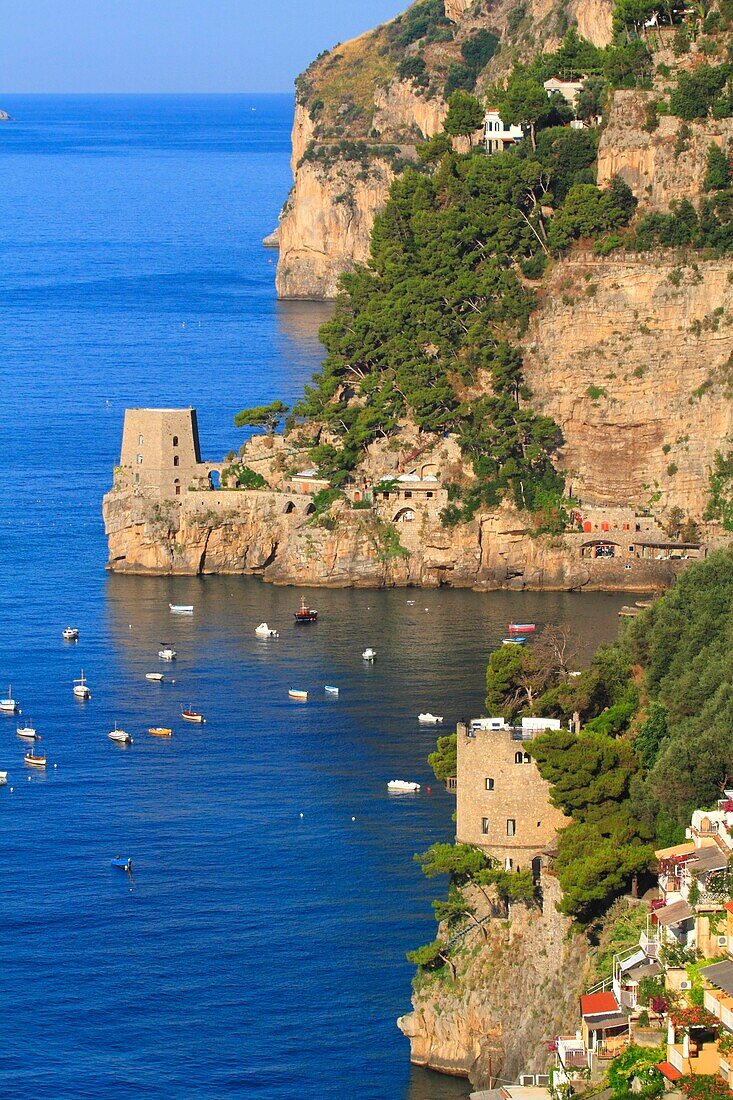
left=398, top=875, right=589, bottom=1087
left=276, top=0, right=612, bottom=299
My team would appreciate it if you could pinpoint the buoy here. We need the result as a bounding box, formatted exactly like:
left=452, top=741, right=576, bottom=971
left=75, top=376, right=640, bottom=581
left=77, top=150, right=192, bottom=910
left=351, top=816, right=356, bottom=822
left=9, top=786, right=13, bottom=792
left=54, top=763, right=58, bottom=768
left=299, top=812, right=304, bottom=818
left=426, top=787, right=431, bottom=793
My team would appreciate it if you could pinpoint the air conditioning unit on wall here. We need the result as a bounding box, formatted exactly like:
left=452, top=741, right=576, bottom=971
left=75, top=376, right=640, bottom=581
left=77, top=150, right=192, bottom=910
left=679, top=980, right=692, bottom=991
left=719, top=936, right=728, bottom=946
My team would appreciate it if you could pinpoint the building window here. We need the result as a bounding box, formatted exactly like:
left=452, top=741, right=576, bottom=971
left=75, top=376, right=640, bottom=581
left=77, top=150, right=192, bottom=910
left=172, top=435, right=179, bottom=447
left=383, top=492, right=390, bottom=500
left=138, top=434, right=144, bottom=445
left=514, top=751, right=523, bottom=764
left=485, top=778, right=494, bottom=791
left=426, top=491, right=433, bottom=499
left=173, top=455, right=180, bottom=467
left=481, top=817, right=490, bottom=835
left=174, top=478, right=181, bottom=497
left=507, top=819, right=516, bottom=837
left=404, top=491, right=412, bottom=499
left=523, top=752, right=531, bottom=763
left=134, top=473, right=140, bottom=485
left=137, top=454, right=143, bottom=465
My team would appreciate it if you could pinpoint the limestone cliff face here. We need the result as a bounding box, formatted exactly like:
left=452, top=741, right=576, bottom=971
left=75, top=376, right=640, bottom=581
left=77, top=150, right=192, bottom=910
left=597, top=90, right=733, bottom=211
left=277, top=0, right=612, bottom=299
left=523, top=254, right=733, bottom=515
left=398, top=876, right=588, bottom=1087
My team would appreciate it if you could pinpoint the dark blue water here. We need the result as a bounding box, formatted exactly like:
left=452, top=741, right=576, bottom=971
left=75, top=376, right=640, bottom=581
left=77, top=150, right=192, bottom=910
left=0, top=95, right=628, bottom=1099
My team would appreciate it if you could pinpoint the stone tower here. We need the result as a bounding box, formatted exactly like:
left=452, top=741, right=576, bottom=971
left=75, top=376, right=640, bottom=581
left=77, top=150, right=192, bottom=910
left=118, top=408, right=209, bottom=498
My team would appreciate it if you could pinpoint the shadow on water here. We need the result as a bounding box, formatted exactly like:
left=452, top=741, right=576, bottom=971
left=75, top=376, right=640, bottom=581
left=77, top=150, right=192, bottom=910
left=407, top=1067, right=473, bottom=1100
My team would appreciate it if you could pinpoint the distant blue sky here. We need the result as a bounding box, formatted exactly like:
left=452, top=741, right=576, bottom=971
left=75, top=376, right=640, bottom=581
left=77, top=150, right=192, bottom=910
left=0, top=0, right=404, bottom=93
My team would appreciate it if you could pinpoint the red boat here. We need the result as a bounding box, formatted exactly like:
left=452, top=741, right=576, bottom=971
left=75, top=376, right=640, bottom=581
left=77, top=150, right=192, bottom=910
left=294, top=596, right=318, bottom=623
left=508, top=622, right=536, bottom=633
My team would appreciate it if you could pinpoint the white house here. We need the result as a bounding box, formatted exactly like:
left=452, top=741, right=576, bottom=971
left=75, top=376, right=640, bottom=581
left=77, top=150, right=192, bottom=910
left=543, top=77, right=584, bottom=108
left=484, top=110, right=524, bottom=154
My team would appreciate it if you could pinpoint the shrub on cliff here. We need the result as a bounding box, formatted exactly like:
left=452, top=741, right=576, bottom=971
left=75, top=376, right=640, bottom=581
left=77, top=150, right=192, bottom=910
left=547, top=177, right=637, bottom=252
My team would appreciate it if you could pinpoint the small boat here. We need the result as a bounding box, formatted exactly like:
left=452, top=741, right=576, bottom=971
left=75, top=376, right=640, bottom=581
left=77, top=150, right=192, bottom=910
left=16, top=721, right=39, bottom=740
left=288, top=689, right=308, bottom=701
left=73, top=671, right=91, bottom=699
left=181, top=708, right=205, bottom=723
left=418, top=713, right=444, bottom=724
left=294, top=596, right=318, bottom=623
left=324, top=685, right=339, bottom=695
left=109, top=724, right=132, bottom=744
left=0, top=686, right=18, bottom=713
left=502, top=636, right=526, bottom=645
left=0, top=771, right=7, bottom=785
left=111, top=857, right=132, bottom=872
left=145, top=672, right=164, bottom=682
left=618, top=605, right=640, bottom=618
left=387, top=780, right=420, bottom=792
left=148, top=726, right=172, bottom=737
left=508, top=623, right=536, bottom=633
left=255, top=622, right=279, bottom=638
left=62, top=627, right=79, bottom=641
left=24, top=751, right=46, bottom=768
left=169, top=604, right=193, bottom=614
left=362, top=648, right=376, bottom=662
left=158, top=644, right=176, bottom=661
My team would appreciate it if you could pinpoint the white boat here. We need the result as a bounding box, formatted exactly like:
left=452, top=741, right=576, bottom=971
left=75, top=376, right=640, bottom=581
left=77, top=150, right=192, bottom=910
left=255, top=622, right=279, bottom=638
left=73, top=671, right=91, bottom=699
left=16, top=721, right=39, bottom=740
left=145, top=672, right=164, bottom=682
left=418, top=713, right=444, bottom=724
left=0, top=771, right=7, bottom=785
left=324, top=685, right=339, bottom=695
left=109, top=724, right=132, bottom=744
left=0, top=686, right=18, bottom=713
left=158, top=645, right=176, bottom=661
left=181, top=709, right=205, bottom=724
left=362, top=648, right=376, bottom=662
left=387, top=780, right=421, bottom=792
left=288, top=689, right=308, bottom=701
left=62, top=627, right=79, bottom=641
left=169, top=604, right=193, bottom=614
left=25, top=751, right=46, bottom=768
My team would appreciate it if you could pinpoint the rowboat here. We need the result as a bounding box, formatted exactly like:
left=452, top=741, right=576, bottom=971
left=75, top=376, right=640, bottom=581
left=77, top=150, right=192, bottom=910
left=387, top=780, right=420, bottom=792
left=288, top=689, right=308, bottom=701
left=17, top=722, right=39, bottom=740
left=0, top=686, right=18, bottom=713
left=24, top=751, right=46, bottom=768
left=158, top=644, right=176, bottom=661
left=418, top=713, right=443, bottom=724
left=148, top=726, right=172, bottom=737
left=324, top=685, right=339, bottom=695
left=502, top=636, right=526, bottom=645
left=111, top=857, right=132, bottom=872
left=169, top=604, right=193, bottom=614
left=362, top=648, right=376, bottom=662
left=73, top=671, right=91, bottom=699
left=181, top=708, right=205, bottom=724
left=145, top=672, right=164, bottom=682
left=508, top=623, right=536, bottom=633
left=62, top=627, right=79, bottom=641
left=0, top=771, right=7, bottom=785
left=109, top=724, right=132, bottom=744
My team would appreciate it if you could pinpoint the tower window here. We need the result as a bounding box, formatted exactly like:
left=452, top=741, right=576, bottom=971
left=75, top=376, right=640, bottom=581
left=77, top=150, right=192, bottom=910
left=172, top=435, right=179, bottom=447
left=485, top=778, right=494, bottom=791
left=137, top=454, right=143, bottom=465
left=507, top=819, right=516, bottom=837
left=138, top=434, right=144, bottom=445
left=514, top=752, right=523, bottom=764
left=481, top=818, right=490, bottom=835
left=173, top=455, right=180, bottom=467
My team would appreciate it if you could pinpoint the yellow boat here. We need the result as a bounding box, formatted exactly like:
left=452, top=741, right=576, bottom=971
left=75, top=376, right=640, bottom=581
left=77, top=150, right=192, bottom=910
left=148, top=726, right=172, bottom=738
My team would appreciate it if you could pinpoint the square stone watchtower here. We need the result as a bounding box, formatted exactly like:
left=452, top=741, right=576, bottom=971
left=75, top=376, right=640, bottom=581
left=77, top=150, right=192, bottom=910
left=119, top=408, right=208, bottom=498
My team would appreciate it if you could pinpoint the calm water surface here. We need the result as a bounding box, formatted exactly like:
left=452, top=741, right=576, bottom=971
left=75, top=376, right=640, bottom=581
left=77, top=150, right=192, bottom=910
left=0, top=95, right=629, bottom=1099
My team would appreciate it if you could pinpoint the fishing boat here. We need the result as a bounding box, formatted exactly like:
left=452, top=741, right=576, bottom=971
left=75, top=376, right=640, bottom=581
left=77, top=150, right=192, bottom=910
left=418, top=713, right=443, bottom=724
left=387, top=779, right=420, bottom=792
left=0, top=686, right=18, bottom=713
left=73, top=671, right=91, bottom=699
left=145, top=672, right=164, bottom=682
left=294, top=596, right=318, bottom=623
left=362, top=648, right=376, bottom=662
left=24, top=750, right=46, bottom=768
left=16, top=721, right=39, bottom=740
left=181, top=708, right=205, bottom=724
left=0, top=771, right=7, bottom=785
left=148, top=726, right=172, bottom=737
left=158, top=644, right=176, bottom=661
left=288, top=689, right=308, bottom=701
left=255, top=622, right=279, bottom=637
left=502, top=636, right=526, bottom=646
left=109, top=724, right=132, bottom=744
left=169, top=604, right=193, bottom=615
left=62, top=626, right=79, bottom=641
left=508, top=622, right=536, bottom=633
left=324, top=685, right=339, bottom=695
left=111, top=857, right=132, bottom=872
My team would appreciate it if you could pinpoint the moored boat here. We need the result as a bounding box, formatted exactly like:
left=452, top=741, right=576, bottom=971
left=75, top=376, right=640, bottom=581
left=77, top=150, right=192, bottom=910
left=145, top=672, right=164, bottom=682
left=618, top=605, right=640, bottom=618
left=508, top=622, right=536, bottom=633
left=362, top=648, right=376, bottom=662
left=255, top=622, right=279, bottom=637
left=73, top=670, right=91, bottom=699
left=0, top=686, right=18, bottom=713
left=158, top=644, right=176, bottom=661
left=148, top=726, right=172, bottom=737
left=181, top=708, right=205, bottom=723
left=62, top=626, right=79, bottom=641
left=387, top=780, right=420, bottom=792
left=16, top=721, right=39, bottom=740
left=288, top=689, right=308, bottom=701
left=24, top=750, right=46, bottom=768
left=418, top=713, right=443, bottom=724
left=0, top=771, right=7, bottom=785
left=294, top=596, right=318, bottom=623
left=324, top=685, right=339, bottom=695
left=169, top=604, right=193, bottom=614
left=109, top=724, right=132, bottom=744
left=502, top=636, right=526, bottom=645
left=111, top=857, right=132, bottom=872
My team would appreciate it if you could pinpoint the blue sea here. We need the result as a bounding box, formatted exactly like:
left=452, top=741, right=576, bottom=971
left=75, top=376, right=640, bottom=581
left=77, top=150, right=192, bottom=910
left=0, top=95, right=629, bottom=1099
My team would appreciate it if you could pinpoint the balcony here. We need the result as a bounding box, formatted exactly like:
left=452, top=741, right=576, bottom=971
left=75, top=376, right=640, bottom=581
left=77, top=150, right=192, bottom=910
left=556, top=1037, right=589, bottom=1070
left=669, top=1041, right=721, bottom=1076
left=640, top=930, right=660, bottom=959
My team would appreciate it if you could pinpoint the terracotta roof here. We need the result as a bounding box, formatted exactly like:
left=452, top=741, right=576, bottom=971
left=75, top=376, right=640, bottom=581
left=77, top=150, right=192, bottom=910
left=725, top=901, right=733, bottom=915
left=656, top=1061, right=682, bottom=1082
left=580, top=992, right=619, bottom=1018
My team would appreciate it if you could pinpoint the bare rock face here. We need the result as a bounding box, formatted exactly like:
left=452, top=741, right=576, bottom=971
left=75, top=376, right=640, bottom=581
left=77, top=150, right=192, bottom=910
left=597, top=90, right=733, bottom=210
left=524, top=254, right=733, bottom=514
left=397, top=876, right=589, bottom=1088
